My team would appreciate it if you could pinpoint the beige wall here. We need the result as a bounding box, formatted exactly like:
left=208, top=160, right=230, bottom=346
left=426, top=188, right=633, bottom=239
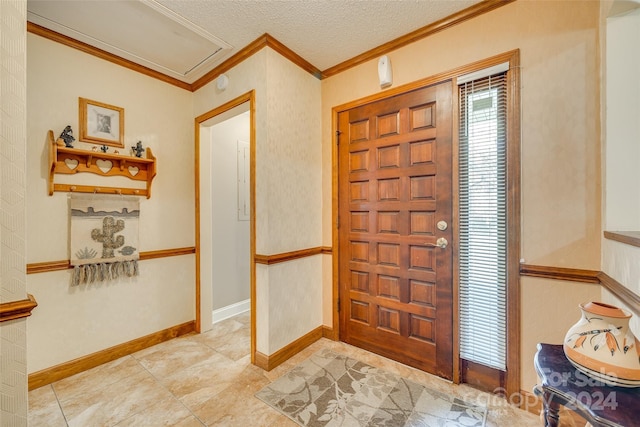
left=194, top=48, right=323, bottom=354
left=261, top=49, right=323, bottom=353
left=601, top=2, right=640, bottom=338
left=604, top=7, right=640, bottom=230
left=1, top=0, right=28, bottom=424
left=26, top=34, right=196, bottom=373
left=321, top=0, right=602, bottom=391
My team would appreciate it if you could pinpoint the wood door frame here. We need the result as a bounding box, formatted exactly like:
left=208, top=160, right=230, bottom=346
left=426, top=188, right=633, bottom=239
left=194, top=91, right=256, bottom=364
left=332, top=50, right=521, bottom=398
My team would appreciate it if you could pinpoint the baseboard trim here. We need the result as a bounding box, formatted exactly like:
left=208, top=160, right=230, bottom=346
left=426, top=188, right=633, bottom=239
left=28, top=320, right=195, bottom=390
left=322, top=325, right=337, bottom=340
left=254, top=326, right=323, bottom=371
left=212, top=299, right=250, bottom=324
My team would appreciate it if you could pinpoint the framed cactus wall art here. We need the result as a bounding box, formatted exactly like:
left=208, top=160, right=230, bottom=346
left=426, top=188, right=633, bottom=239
left=69, top=195, right=139, bottom=285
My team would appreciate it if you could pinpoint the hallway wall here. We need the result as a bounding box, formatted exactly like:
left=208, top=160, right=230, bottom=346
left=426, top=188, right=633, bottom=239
left=210, top=111, right=251, bottom=311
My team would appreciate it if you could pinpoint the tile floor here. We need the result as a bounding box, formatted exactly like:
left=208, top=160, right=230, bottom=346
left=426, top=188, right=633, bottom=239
left=29, top=313, right=550, bottom=426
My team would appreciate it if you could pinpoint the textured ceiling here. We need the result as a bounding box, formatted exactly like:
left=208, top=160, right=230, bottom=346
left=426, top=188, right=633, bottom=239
left=27, top=0, right=484, bottom=84
left=157, top=0, right=483, bottom=71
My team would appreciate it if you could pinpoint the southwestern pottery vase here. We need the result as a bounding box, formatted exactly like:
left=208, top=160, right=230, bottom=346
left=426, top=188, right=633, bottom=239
left=564, top=302, right=640, bottom=387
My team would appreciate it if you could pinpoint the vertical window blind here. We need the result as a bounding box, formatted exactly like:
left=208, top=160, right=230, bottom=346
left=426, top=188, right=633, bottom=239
left=458, top=72, right=508, bottom=370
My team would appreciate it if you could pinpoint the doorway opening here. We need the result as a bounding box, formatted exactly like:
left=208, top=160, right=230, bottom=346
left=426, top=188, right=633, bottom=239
left=195, top=91, right=256, bottom=363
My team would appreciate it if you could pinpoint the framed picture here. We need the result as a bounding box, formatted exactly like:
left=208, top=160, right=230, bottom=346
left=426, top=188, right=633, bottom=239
left=79, top=98, right=124, bottom=147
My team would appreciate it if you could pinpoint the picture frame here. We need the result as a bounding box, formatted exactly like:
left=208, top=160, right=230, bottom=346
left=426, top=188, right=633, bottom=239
left=79, top=98, right=124, bottom=147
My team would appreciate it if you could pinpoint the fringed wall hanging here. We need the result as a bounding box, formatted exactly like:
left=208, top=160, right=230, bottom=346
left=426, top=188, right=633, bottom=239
left=70, top=194, right=140, bottom=286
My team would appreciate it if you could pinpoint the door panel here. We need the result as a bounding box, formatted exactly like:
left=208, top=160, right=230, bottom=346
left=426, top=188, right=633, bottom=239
left=338, top=82, right=453, bottom=379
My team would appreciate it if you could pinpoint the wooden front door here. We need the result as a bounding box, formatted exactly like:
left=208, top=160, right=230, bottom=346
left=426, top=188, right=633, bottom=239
left=338, top=82, right=453, bottom=379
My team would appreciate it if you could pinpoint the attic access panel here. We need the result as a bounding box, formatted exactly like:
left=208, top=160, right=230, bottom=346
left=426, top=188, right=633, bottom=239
left=27, top=0, right=232, bottom=81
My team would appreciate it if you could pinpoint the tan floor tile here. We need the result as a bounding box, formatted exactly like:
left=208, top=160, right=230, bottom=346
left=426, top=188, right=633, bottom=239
left=114, top=395, right=203, bottom=426
left=161, top=352, right=246, bottom=406
left=266, top=415, right=299, bottom=427
left=204, top=407, right=289, bottom=427
left=132, top=333, right=198, bottom=359
left=181, top=360, right=265, bottom=412
left=196, top=319, right=245, bottom=342
left=188, top=322, right=248, bottom=352
left=133, top=337, right=219, bottom=378
left=234, top=311, right=251, bottom=325
left=62, top=369, right=174, bottom=427
left=485, top=399, right=541, bottom=427
left=188, top=363, right=272, bottom=425
left=261, top=339, right=335, bottom=382
left=405, top=366, right=455, bottom=395
left=173, top=416, right=208, bottom=427
left=28, top=385, right=67, bottom=427
left=53, top=355, right=145, bottom=404
left=214, top=333, right=251, bottom=361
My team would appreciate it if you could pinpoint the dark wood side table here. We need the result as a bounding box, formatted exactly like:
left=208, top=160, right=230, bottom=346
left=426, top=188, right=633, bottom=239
left=534, top=343, right=640, bottom=427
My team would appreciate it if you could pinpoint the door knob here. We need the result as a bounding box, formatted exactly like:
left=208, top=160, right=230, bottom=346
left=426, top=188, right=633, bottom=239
left=437, top=220, right=448, bottom=231
left=436, top=237, right=448, bottom=249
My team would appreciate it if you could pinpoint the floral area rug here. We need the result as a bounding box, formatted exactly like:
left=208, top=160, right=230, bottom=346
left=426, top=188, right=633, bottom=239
left=255, top=349, right=487, bottom=427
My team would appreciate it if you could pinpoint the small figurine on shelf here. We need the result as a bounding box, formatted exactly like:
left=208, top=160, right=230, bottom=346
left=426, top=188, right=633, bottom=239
left=58, top=125, right=75, bottom=148
left=131, top=141, right=144, bottom=158
left=100, top=145, right=109, bottom=153
left=91, top=146, right=98, bottom=152
left=114, top=150, right=120, bottom=154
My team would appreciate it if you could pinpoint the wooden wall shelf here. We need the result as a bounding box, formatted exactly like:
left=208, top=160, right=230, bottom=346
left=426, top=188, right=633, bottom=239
left=47, top=130, right=156, bottom=198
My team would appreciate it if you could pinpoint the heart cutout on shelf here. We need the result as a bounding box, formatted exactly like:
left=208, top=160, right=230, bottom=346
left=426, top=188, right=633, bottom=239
left=96, top=159, right=113, bottom=174
left=128, top=166, right=139, bottom=177
left=64, top=158, right=79, bottom=171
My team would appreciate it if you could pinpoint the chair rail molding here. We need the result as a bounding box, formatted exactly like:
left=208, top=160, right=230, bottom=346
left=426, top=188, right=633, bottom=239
left=254, top=246, right=332, bottom=265
left=519, top=264, right=640, bottom=316
left=0, top=294, right=38, bottom=323
left=26, top=246, right=196, bottom=274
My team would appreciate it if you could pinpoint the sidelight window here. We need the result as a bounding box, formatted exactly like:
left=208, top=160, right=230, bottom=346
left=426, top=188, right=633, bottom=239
left=458, top=71, right=508, bottom=370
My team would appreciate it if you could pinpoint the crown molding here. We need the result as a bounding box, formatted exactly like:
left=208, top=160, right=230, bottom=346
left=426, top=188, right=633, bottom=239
left=27, top=22, right=192, bottom=91
left=321, top=0, right=516, bottom=78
